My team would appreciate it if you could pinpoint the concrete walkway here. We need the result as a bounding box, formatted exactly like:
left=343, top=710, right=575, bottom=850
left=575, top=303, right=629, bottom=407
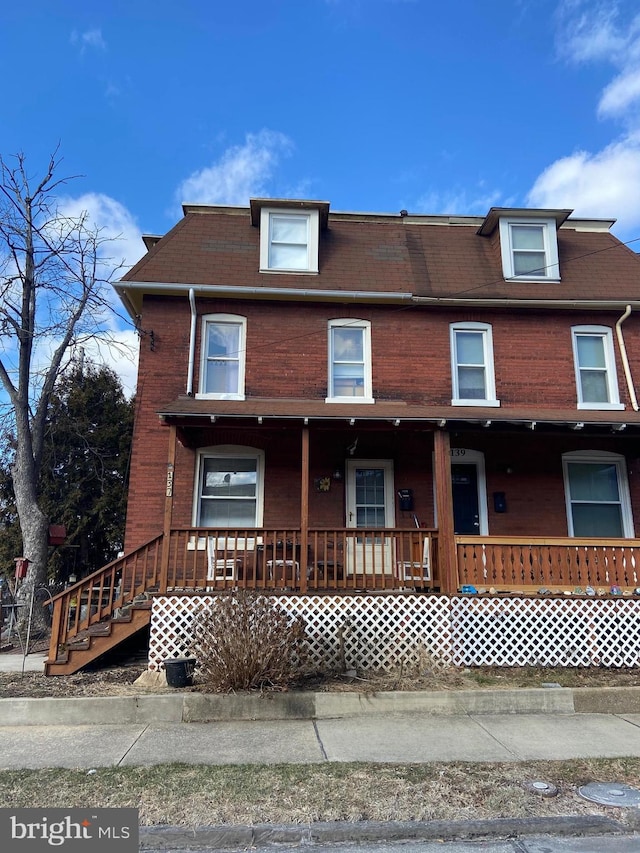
left=1, top=708, right=640, bottom=770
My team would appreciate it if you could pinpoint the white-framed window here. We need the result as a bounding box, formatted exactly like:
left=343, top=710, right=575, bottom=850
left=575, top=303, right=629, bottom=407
left=259, top=208, right=319, bottom=273
left=197, top=314, right=246, bottom=400
left=326, top=318, right=374, bottom=403
left=499, top=217, right=560, bottom=280
left=194, top=446, right=265, bottom=528
left=450, top=322, right=499, bottom=407
left=571, top=325, right=623, bottom=410
left=562, top=450, right=634, bottom=538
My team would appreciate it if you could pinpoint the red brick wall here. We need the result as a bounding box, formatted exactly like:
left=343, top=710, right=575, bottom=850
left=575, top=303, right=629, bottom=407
left=124, top=294, right=640, bottom=549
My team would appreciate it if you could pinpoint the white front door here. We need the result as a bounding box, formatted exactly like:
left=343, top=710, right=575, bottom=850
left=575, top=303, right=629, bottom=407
left=346, top=460, right=395, bottom=575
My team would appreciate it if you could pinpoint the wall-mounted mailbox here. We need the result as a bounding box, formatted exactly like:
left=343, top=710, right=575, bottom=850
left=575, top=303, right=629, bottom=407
left=397, top=489, right=414, bottom=512
left=493, top=491, right=507, bottom=513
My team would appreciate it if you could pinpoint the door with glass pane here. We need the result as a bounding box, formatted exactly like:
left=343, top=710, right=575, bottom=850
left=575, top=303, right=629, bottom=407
left=346, top=461, right=395, bottom=574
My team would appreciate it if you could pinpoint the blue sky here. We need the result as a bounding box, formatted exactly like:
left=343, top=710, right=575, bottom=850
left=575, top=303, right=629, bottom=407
left=3, top=0, right=640, bottom=391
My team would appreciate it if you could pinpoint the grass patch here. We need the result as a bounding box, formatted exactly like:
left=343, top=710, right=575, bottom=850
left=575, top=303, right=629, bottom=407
left=1, top=759, right=639, bottom=826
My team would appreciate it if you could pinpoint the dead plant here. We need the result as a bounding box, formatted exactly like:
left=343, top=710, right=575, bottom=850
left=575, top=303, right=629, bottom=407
left=190, top=591, right=308, bottom=692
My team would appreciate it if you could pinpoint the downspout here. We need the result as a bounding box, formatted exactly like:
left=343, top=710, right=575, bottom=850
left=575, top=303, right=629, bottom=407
left=615, top=305, right=639, bottom=412
left=186, top=288, right=197, bottom=395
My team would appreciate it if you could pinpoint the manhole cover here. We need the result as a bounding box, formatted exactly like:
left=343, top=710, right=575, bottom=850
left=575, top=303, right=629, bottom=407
left=578, top=782, right=640, bottom=807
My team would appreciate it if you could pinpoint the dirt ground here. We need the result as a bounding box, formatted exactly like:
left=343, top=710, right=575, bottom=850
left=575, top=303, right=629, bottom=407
left=2, top=657, right=640, bottom=698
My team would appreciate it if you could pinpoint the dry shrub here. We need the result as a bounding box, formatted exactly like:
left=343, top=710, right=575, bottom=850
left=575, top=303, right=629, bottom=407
left=190, top=591, right=308, bottom=692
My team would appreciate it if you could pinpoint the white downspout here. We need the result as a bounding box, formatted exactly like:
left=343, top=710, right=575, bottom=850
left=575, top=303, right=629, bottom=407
left=187, top=288, right=197, bottom=395
left=615, top=304, right=639, bottom=412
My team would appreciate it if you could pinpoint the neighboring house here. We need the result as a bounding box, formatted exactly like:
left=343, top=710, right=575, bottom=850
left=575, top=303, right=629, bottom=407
left=46, top=199, right=640, bottom=674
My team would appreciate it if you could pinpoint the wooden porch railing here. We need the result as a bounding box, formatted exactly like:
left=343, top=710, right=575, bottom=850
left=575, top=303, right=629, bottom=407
left=164, top=527, right=439, bottom=592
left=48, top=527, right=438, bottom=664
left=456, top=536, right=640, bottom=591
left=48, top=534, right=163, bottom=661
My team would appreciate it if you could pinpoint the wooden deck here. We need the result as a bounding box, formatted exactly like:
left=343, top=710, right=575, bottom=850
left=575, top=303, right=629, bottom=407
left=45, top=529, right=640, bottom=674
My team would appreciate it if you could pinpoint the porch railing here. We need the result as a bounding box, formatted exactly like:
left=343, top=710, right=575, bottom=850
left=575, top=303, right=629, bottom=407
left=456, top=536, right=640, bottom=591
left=164, top=527, right=439, bottom=592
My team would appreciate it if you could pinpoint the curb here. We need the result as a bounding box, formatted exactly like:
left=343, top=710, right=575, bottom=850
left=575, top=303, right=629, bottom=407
left=139, top=815, right=632, bottom=849
left=2, top=686, right=640, bottom=726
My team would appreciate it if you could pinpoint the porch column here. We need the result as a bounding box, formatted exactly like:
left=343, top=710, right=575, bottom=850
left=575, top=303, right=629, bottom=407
left=433, top=428, right=458, bottom=594
left=160, top=424, right=177, bottom=594
left=300, top=425, right=309, bottom=593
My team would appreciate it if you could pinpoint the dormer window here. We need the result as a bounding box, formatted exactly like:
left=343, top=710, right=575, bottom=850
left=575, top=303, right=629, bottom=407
left=499, top=217, right=559, bottom=281
left=251, top=199, right=329, bottom=274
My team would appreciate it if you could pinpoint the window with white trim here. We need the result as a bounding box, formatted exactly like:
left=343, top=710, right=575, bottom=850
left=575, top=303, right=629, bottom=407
left=326, top=319, right=373, bottom=403
left=571, top=326, right=623, bottom=410
left=198, top=314, right=246, bottom=400
left=259, top=208, right=319, bottom=273
left=499, top=217, right=559, bottom=280
left=562, top=451, right=633, bottom=538
left=194, top=446, right=265, bottom=528
left=450, top=322, right=499, bottom=407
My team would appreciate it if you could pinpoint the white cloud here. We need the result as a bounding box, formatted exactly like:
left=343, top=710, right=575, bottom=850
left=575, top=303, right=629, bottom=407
left=414, top=187, right=503, bottom=216
left=57, top=192, right=144, bottom=272
left=175, top=130, right=294, bottom=209
left=70, top=28, right=107, bottom=53
left=527, top=136, right=640, bottom=233
left=76, top=329, right=139, bottom=399
left=527, top=3, right=640, bottom=237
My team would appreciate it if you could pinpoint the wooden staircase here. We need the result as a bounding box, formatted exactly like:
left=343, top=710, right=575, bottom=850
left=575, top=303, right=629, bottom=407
left=45, top=535, right=164, bottom=675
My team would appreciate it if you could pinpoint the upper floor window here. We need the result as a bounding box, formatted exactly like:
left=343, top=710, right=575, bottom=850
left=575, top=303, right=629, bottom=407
left=326, top=319, right=374, bottom=403
left=571, top=326, right=623, bottom=410
left=562, top=451, right=633, bottom=538
left=198, top=314, right=246, bottom=400
left=450, top=322, right=499, bottom=407
left=499, top=217, right=560, bottom=281
left=259, top=208, right=319, bottom=273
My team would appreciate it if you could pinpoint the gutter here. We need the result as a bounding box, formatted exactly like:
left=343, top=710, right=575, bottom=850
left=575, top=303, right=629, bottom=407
left=186, top=288, right=197, bottom=396
left=411, top=296, right=640, bottom=311
left=615, top=305, right=639, bottom=412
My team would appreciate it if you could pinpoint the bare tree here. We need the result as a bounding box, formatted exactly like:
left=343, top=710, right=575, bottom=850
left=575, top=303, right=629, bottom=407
left=0, top=150, right=124, bottom=625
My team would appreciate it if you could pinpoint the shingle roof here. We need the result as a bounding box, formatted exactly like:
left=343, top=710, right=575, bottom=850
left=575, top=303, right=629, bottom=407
left=122, top=205, right=640, bottom=304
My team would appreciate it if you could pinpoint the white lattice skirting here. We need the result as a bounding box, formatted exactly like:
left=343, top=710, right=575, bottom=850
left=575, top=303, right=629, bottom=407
left=149, top=594, right=640, bottom=672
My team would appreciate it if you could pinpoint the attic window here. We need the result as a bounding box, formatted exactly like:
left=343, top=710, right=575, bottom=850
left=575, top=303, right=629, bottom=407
left=259, top=208, right=319, bottom=273
left=499, top=217, right=560, bottom=281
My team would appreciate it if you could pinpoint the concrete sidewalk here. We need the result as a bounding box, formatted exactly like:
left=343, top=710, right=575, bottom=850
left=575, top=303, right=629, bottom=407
left=1, top=710, right=640, bottom=770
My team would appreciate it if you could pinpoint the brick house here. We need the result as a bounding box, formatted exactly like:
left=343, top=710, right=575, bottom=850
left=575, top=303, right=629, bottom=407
left=46, top=199, right=640, bottom=673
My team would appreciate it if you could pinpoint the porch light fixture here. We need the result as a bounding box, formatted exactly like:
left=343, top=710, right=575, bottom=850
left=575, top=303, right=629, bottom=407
left=437, top=419, right=447, bottom=428
left=528, top=421, right=537, bottom=430
left=257, top=417, right=263, bottom=424
left=210, top=415, right=216, bottom=423
left=571, top=422, right=585, bottom=430
left=393, top=419, right=401, bottom=426
left=349, top=418, right=356, bottom=426
left=333, top=468, right=343, bottom=480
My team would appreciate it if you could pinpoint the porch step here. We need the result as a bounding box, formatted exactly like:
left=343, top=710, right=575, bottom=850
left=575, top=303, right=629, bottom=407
left=45, top=607, right=151, bottom=676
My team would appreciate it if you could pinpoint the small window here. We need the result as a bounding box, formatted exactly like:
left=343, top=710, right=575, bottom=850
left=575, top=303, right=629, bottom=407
left=326, top=319, right=374, bottom=403
left=571, top=326, right=623, bottom=410
left=259, top=208, right=319, bottom=273
left=562, top=451, right=633, bottom=538
left=450, top=322, right=499, bottom=407
left=197, top=314, right=246, bottom=400
left=499, top=217, right=559, bottom=280
left=195, top=446, right=265, bottom=527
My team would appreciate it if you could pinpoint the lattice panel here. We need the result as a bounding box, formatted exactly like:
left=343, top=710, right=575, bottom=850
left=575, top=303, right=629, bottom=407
left=148, top=594, right=640, bottom=672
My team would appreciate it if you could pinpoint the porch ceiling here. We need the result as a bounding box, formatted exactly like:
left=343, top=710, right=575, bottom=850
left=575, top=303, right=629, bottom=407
left=157, top=395, right=639, bottom=432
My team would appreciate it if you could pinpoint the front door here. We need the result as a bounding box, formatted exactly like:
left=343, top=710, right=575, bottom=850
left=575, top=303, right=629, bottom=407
left=346, top=460, right=395, bottom=574
left=449, top=449, right=488, bottom=535
left=452, top=464, right=480, bottom=534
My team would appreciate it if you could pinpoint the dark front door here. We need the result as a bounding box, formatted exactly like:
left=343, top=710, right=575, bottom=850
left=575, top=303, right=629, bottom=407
left=452, top=463, right=480, bottom=534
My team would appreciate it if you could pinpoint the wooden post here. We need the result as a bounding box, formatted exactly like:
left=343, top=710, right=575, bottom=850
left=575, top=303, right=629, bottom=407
left=433, top=429, right=458, bottom=594
left=300, top=426, right=309, bottom=593
left=159, top=424, right=177, bottom=594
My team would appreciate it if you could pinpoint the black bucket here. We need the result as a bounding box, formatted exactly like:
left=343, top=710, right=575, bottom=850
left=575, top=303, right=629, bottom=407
left=164, top=657, right=196, bottom=688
